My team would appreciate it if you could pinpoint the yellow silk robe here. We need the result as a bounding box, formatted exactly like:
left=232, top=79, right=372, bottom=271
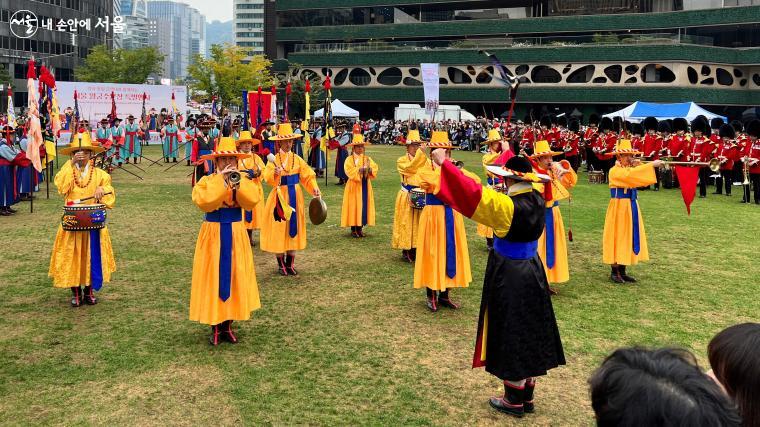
left=536, top=162, right=577, bottom=283
left=414, top=164, right=481, bottom=291
left=603, top=163, right=657, bottom=265
left=189, top=173, right=261, bottom=325
left=477, top=151, right=501, bottom=239
left=260, top=151, right=319, bottom=253
left=391, top=149, right=427, bottom=250
left=238, top=153, right=266, bottom=230
left=49, top=160, right=116, bottom=288
left=341, top=153, right=379, bottom=227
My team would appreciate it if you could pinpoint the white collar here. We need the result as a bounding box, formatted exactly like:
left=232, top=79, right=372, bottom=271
left=75, top=161, right=90, bottom=178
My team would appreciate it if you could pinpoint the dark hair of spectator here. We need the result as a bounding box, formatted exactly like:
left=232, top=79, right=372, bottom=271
left=709, top=323, right=760, bottom=427
left=589, top=347, right=741, bottom=427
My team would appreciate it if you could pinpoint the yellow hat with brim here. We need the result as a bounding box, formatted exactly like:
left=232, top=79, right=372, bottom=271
left=405, top=129, right=424, bottom=145
left=483, top=128, right=503, bottom=144
left=347, top=133, right=369, bottom=147
left=271, top=123, right=302, bottom=141
left=486, top=165, right=550, bottom=183
left=200, top=136, right=250, bottom=161
left=235, top=130, right=262, bottom=146
left=529, top=140, right=563, bottom=158
left=612, top=139, right=643, bottom=156
left=60, top=132, right=105, bottom=155
left=426, top=130, right=455, bottom=149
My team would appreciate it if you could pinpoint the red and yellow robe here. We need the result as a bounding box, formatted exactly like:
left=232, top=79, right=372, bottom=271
left=189, top=173, right=262, bottom=325
left=340, top=153, right=379, bottom=227
left=603, top=163, right=657, bottom=265
left=391, top=149, right=427, bottom=250
left=535, top=161, right=577, bottom=283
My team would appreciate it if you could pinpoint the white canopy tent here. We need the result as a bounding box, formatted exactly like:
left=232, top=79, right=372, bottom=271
left=602, top=101, right=727, bottom=123
left=312, top=99, right=359, bottom=118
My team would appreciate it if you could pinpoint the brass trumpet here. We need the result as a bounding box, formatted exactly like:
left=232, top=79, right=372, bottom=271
left=228, top=171, right=241, bottom=186
left=639, top=159, right=714, bottom=171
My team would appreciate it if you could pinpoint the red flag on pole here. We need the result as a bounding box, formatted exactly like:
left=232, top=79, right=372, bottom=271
left=673, top=165, right=700, bottom=215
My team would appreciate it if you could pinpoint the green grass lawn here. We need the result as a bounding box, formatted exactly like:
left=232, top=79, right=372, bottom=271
left=1, top=144, right=758, bottom=425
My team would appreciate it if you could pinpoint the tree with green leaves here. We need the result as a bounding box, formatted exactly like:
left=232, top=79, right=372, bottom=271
left=0, top=64, right=11, bottom=87
left=186, top=44, right=273, bottom=108
left=74, top=45, right=164, bottom=83
left=286, top=74, right=325, bottom=121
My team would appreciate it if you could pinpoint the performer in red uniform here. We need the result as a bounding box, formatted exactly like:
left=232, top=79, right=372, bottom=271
left=520, top=120, right=536, bottom=156
left=689, top=117, right=714, bottom=198
left=732, top=121, right=751, bottom=203
left=564, top=119, right=581, bottom=171
left=714, top=124, right=738, bottom=196
left=597, top=117, right=616, bottom=182
left=584, top=114, right=600, bottom=172
left=745, top=120, right=760, bottom=205
left=669, top=118, right=690, bottom=162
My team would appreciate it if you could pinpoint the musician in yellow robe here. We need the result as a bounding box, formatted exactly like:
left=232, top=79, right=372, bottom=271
left=415, top=130, right=481, bottom=312
left=340, top=133, right=379, bottom=237
left=260, top=123, right=321, bottom=276
left=391, top=129, right=427, bottom=262
left=531, top=140, right=577, bottom=294
left=477, top=129, right=505, bottom=249
left=49, top=131, right=116, bottom=307
left=236, top=130, right=266, bottom=246
left=190, top=136, right=262, bottom=345
left=603, top=139, right=662, bottom=283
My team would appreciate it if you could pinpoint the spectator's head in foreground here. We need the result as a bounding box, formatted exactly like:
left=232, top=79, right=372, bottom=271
left=589, top=347, right=740, bottom=427
left=709, top=323, right=760, bottom=427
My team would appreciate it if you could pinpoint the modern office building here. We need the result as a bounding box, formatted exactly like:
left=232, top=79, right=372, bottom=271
left=112, top=0, right=122, bottom=48
left=119, top=0, right=150, bottom=50
left=274, top=1, right=760, bottom=118
left=0, top=0, right=114, bottom=108
left=147, top=1, right=204, bottom=80
left=233, top=0, right=265, bottom=58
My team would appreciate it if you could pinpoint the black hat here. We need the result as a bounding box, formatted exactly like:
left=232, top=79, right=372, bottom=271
left=719, top=124, right=736, bottom=139
left=588, top=113, right=600, bottom=126
left=550, top=115, right=558, bottom=126
left=672, top=118, right=688, bottom=132
left=710, top=117, right=724, bottom=129
left=747, top=120, right=760, bottom=138
left=599, top=117, right=613, bottom=132
left=557, top=116, right=568, bottom=127
left=730, top=120, right=743, bottom=133
left=658, top=121, right=672, bottom=133
left=568, top=119, right=580, bottom=133
left=539, top=115, right=552, bottom=128
left=631, top=122, right=643, bottom=136
left=505, top=155, right=533, bottom=174
left=643, top=117, right=658, bottom=131
left=691, top=117, right=709, bottom=136
left=612, top=117, right=623, bottom=133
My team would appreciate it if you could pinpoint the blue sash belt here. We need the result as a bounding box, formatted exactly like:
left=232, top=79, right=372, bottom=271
left=487, top=177, right=496, bottom=186
left=426, top=194, right=456, bottom=278
left=89, top=230, right=103, bottom=290
left=544, top=201, right=559, bottom=268
left=245, top=210, right=252, bottom=223
left=494, top=238, right=539, bottom=260
left=610, top=188, right=640, bottom=255
left=401, top=184, right=416, bottom=191
left=361, top=177, right=368, bottom=226
left=204, top=208, right=242, bottom=301
left=280, top=174, right=299, bottom=238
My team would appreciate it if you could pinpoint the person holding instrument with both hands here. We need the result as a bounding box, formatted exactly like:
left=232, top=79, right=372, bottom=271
left=49, top=132, right=116, bottom=307
left=189, top=136, right=262, bottom=346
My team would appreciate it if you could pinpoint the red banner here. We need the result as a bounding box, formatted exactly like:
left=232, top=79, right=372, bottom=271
left=674, top=165, right=700, bottom=215
left=247, top=91, right=273, bottom=128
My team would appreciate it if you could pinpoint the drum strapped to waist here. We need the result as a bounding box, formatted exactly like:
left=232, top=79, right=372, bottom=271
left=407, top=187, right=426, bottom=210
left=61, top=204, right=107, bottom=231
left=588, top=171, right=605, bottom=184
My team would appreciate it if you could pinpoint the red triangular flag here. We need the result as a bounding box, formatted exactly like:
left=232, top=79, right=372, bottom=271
left=673, top=165, right=700, bottom=215
left=493, top=148, right=515, bottom=166
left=304, top=79, right=311, bottom=93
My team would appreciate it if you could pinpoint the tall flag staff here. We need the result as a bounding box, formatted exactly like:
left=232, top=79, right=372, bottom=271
left=323, top=73, right=334, bottom=187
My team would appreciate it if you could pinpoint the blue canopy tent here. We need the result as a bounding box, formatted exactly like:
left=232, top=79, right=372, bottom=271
left=603, top=102, right=728, bottom=124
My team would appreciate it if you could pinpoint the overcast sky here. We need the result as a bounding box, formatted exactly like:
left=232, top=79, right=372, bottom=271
left=165, top=0, right=233, bottom=23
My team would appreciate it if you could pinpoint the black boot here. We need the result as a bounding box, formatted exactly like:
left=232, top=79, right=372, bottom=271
left=357, top=226, right=366, bottom=238
left=276, top=255, right=288, bottom=276
left=351, top=226, right=360, bottom=238
left=486, top=237, right=494, bottom=251
left=220, top=320, right=238, bottom=344
left=173, top=157, right=177, bottom=163
left=524, top=378, right=536, bottom=413
left=610, top=266, right=625, bottom=284
left=285, top=254, right=298, bottom=276
left=186, top=159, right=191, bottom=166
left=489, top=381, right=525, bottom=418
left=70, top=286, right=82, bottom=307
left=83, top=286, right=97, bottom=305
left=209, top=324, right=220, bottom=346
left=410, top=248, right=417, bottom=262
left=619, top=265, right=637, bottom=283
left=425, top=288, right=438, bottom=312
left=438, top=290, right=460, bottom=309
